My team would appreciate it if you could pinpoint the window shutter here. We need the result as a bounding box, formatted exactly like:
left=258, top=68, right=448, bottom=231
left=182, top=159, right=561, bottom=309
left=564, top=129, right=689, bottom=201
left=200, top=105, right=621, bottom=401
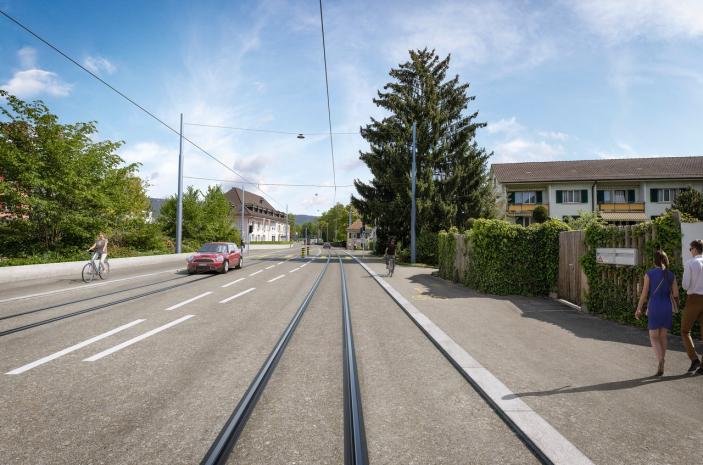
left=536, top=191, right=543, bottom=204
left=650, top=189, right=658, bottom=202
left=627, top=190, right=635, bottom=203
left=556, top=190, right=563, bottom=204
left=597, top=190, right=604, bottom=203
left=581, top=189, right=588, bottom=203
left=508, top=192, right=515, bottom=204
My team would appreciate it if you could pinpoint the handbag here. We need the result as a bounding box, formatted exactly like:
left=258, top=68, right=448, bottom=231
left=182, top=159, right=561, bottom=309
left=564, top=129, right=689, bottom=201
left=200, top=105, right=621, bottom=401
left=651, top=271, right=677, bottom=314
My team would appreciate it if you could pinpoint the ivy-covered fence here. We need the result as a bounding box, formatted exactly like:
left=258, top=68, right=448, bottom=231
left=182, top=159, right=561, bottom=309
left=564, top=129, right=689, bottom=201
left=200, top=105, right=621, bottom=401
left=582, top=211, right=690, bottom=333
left=438, top=219, right=569, bottom=296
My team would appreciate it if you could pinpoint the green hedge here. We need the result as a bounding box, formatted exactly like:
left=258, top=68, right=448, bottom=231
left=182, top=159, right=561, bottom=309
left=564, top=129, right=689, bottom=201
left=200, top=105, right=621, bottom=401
left=439, top=219, right=569, bottom=296
left=417, top=231, right=439, bottom=265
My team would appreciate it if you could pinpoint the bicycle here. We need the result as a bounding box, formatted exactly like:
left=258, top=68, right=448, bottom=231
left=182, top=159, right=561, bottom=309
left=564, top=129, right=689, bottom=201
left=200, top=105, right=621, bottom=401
left=385, top=254, right=395, bottom=277
left=82, top=251, right=110, bottom=283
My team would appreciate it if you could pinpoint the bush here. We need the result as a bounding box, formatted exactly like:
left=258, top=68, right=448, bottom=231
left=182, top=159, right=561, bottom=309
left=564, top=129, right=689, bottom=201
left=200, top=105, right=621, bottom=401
left=532, top=205, right=548, bottom=223
left=417, top=231, right=438, bottom=265
left=438, top=219, right=570, bottom=295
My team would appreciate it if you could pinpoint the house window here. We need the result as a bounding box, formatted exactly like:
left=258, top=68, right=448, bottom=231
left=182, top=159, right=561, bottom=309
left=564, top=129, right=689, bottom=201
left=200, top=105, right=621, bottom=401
left=651, top=188, right=681, bottom=203
left=614, top=190, right=626, bottom=203
left=556, top=190, right=588, bottom=204
left=598, top=189, right=636, bottom=203
left=510, top=191, right=542, bottom=204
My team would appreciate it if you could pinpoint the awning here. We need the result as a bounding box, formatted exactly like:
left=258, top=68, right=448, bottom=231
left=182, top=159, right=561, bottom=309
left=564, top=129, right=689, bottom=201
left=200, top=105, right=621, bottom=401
left=600, top=212, right=647, bottom=222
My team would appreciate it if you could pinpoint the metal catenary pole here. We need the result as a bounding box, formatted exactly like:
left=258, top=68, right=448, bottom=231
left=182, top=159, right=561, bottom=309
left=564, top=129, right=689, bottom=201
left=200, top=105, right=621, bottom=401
left=241, top=185, right=246, bottom=255
left=410, top=121, right=417, bottom=264
left=176, top=113, right=184, bottom=254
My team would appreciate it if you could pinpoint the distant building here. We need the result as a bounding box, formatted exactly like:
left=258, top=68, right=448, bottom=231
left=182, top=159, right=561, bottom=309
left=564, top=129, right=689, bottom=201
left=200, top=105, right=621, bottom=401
left=225, top=187, right=289, bottom=242
left=346, top=219, right=375, bottom=249
left=146, top=197, right=167, bottom=224
left=490, top=156, right=703, bottom=226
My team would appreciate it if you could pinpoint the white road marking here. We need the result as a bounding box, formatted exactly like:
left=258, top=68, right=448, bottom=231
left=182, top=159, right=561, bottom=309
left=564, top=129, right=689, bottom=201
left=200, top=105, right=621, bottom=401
left=276, top=261, right=284, bottom=265
left=6, top=319, right=145, bottom=374
left=265, top=265, right=275, bottom=269
left=0, top=269, right=179, bottom=304
left=219, top=287, right=256, bottom=303
left=300, top=260, right=313, bottom=268
left=165, top=292, right=212, bottom=311
left=83, top=315, right=194, bottom=362
left=249, top=270, right=263, bottom=276
left=289, top=267, right=301, bottom=273
left=267, top=274, right=285, bottom=283
left=221, top=278, right=245, bottom=288
left=350, top=254, right=594, bottom=465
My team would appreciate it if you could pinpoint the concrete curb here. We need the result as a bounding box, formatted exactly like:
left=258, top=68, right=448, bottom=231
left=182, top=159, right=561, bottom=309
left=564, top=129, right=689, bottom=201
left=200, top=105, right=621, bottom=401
left=348, top=252, right=595, bottom=465
left=0, top=253, right=190, bottom=285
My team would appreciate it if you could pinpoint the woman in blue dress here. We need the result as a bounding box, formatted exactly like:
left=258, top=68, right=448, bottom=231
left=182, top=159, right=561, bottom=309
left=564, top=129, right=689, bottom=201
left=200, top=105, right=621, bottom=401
left=635, top=250, right=680, bottom=376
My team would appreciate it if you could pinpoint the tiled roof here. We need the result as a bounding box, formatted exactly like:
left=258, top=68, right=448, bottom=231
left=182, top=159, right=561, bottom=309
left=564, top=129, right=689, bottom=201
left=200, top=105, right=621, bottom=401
left=491, top=156, right=703, bottom=183
left=347, top=219, right=363, bottom=231
left=225, top=187, right=285, bottom=220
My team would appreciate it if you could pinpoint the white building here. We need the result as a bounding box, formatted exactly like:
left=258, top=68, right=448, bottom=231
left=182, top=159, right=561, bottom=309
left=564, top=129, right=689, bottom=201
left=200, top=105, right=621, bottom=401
left=346, top=219, right=376, bottom=249
left=225, top=188, right=289, bottom=242
left=490, top=156, right=703, bottom=226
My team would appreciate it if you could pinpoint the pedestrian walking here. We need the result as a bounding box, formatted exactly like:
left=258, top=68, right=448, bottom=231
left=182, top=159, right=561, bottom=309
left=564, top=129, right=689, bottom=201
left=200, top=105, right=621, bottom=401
left=636, top=249, right=679, bottom=376
left=681, top=240, right=703, bottom=375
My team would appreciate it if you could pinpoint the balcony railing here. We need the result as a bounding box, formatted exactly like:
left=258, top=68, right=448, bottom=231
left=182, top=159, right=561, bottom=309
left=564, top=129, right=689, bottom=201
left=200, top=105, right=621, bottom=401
left=597, top=202, right=645, bottom=212
left=507, top=204, right=549, bottom=214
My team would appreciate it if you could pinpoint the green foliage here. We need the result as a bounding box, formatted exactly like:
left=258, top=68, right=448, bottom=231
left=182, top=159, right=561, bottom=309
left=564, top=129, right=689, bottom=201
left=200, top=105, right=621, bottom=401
left=581, top=211, right=689, bottom=333
left=0, top=91, right=149, bottom=257
left=317, top=203, right=359, bottom=242
left=416, top=230, right=438, bottom=265
left=438, top=219, right=570, bottom=295
left=352, top=48, right=494, bottom=251
left=531, top=205, right=548, bottom=223
left=159, top=185, right=241, bottom=246
left=563, top=211, right=606, bottom=230
left=672, top=188, right=703, bottom=220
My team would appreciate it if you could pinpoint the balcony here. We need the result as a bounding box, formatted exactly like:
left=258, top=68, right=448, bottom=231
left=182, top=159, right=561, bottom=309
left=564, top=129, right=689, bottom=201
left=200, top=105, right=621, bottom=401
left=597, top=202, right=645, bottom=212
left=507, top=204, right=549, bottom=215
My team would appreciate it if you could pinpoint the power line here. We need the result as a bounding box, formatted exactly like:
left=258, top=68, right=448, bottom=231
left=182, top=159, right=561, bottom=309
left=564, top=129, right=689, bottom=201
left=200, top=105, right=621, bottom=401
left=0, top=9, right=282, bottom=209
left=184, top=176, right=354, bottom=188
left=184, top=122, right=358, bottom=136
left=318, top=0, right=337, bottom=203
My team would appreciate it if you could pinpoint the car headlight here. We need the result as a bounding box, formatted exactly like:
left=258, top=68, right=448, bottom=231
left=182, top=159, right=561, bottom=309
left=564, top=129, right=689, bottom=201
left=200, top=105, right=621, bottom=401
left=214, top=255, right=225, bottom=262
left=186, top=255, right=195, bottom=262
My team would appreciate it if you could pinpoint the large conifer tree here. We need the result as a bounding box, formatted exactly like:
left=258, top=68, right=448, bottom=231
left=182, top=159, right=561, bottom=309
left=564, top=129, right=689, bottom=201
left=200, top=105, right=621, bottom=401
left=352, top=49, right=493, bottom=250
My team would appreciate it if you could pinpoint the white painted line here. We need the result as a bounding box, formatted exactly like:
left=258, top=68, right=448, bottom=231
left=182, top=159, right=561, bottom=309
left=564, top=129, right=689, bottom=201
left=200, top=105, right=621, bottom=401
left=165, top=291, right=212, bottom=311
left=83, top=315, right=194, bottom=362
left=267, top=274, right=285, bottom=283
left=349, top=254, right=594, bottom=465
left=219, top=287, right=256, bottom=303
left=300, top=260, right=313, bottom=268
left=221, top=278, right=245, bottom=288
left=265, top=265, right=275, bottom=270
left=289, top=267, right=301, bottom=273
left=276, top=261, right=284, bottom=265
left=249, top=270, right=263, bottom=276
left=0, top=269, right=178, bottom=304
left=6, top=319, right=145, bottom=374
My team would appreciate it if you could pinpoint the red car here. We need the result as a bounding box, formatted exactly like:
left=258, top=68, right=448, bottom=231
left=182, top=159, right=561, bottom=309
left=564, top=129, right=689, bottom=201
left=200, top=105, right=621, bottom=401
left=187, top=242, right=242, bottom=274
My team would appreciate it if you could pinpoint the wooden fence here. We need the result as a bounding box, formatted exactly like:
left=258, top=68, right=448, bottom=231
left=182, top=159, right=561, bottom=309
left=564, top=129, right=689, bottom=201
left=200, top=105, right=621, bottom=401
left=558, top=230, right=587, bottom=306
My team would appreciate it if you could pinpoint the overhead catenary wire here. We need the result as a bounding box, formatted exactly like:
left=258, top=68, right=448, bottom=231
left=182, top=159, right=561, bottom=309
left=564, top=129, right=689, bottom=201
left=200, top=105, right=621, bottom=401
left=184, top=176, right=354, bottom=188
left=318, top=0, right=337, bottom=203
left=184, top=122, right=358, bottom=136
left=0, top=9, right=281, bottom=209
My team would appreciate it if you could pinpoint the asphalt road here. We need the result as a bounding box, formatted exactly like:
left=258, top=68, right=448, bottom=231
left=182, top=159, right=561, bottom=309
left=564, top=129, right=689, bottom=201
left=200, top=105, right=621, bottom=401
left=2, top=247, right=658, bottom=465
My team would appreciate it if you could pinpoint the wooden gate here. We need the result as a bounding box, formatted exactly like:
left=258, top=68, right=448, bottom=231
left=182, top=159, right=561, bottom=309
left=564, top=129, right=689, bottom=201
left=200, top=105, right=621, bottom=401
left=558, top=230, right=587, bottom=306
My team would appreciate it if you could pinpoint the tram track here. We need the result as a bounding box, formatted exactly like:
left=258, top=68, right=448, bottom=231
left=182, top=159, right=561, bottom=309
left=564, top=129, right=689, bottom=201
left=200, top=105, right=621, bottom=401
left=200, top=253, right=368, bottom=465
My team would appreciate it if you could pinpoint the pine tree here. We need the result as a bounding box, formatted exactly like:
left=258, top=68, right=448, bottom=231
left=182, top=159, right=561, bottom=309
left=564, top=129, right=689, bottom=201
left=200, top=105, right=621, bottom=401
left=352, top=49, right=493, bottom=251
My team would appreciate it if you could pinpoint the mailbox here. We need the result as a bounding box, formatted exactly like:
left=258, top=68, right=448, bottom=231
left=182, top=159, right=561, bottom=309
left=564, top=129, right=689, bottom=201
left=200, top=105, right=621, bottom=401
left=596, top=248, right=638, bottom=266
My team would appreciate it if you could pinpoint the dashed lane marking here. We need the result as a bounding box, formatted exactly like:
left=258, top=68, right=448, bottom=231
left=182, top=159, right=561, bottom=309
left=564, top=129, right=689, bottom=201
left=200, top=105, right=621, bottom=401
left=221, top=278, right=245, bottom=288
left=83, top=315, right=195, bottom=362
left=289, top=267, right=301, bottom=273
left=165, top=292, right=212, bottom=311
left=6, top=319, right=145, bottom=374
left=249, top=270, right=263, bottom=276
left=267, top=274, right=285, bottom=283
left=265, top=265, right=275, bottom=270
left=219, top=287, right=256, bottom=303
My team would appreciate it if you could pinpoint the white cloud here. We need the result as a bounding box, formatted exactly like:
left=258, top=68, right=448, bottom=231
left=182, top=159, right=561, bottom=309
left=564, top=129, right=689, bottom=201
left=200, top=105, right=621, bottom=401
left=492, top=138, right=565, bottom=164
left=538, top=131, right=569, bottom=141
left=1, top=69, right=72, bottom=98
left=17, top=47, right=37, bottom=68
left=487, top=117, right=523, bottom=135
left=570, top=0, right=703, bottom=42
left=83, top=56, right=116, bottom=75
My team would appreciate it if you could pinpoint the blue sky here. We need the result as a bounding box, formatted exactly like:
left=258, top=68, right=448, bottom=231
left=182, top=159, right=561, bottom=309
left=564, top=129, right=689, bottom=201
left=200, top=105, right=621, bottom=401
left=1, top=0, right=702, bottom=215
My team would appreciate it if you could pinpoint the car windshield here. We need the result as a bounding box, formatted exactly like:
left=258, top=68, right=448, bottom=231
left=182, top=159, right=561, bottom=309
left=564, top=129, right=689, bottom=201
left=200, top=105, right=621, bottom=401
left=198, top=244, right=227, bottom=254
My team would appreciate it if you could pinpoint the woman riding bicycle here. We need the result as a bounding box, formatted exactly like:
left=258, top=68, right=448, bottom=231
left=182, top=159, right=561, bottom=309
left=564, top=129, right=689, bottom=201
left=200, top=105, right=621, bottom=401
left=384, top=238, right=396, bottom=276
left=88, top=233, right=108, bottom=269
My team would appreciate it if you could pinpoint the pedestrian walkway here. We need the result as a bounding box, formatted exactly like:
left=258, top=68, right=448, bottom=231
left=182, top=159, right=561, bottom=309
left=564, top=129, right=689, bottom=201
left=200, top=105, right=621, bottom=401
left=353, top=252, right=703, bottom=465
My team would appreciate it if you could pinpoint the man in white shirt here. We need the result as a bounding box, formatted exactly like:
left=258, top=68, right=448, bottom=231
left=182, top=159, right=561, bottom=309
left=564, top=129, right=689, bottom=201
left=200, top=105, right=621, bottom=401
left=681, top=240, right=703, bottom=375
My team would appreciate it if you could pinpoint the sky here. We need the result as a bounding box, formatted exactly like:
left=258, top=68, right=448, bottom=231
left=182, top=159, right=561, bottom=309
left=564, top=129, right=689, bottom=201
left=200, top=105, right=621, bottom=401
left=1, top=0, right=702, bottom=215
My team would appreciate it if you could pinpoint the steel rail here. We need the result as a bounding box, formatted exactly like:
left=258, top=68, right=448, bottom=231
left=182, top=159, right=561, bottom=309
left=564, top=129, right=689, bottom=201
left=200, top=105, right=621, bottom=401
left=339, top=255, right=369, bottom=465
left=350, top=252, right=555, bottom=465
left=200, top=255, right=331, bottom=465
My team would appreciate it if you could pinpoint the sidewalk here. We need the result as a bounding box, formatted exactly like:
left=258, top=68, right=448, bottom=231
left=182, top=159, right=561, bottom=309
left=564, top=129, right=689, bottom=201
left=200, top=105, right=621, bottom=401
left=354, top=253, right=703, bottom=465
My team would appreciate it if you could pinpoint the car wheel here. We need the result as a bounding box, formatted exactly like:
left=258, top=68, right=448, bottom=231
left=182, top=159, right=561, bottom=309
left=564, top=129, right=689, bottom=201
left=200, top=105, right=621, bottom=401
left=236, top=257, right=243, bottom=269
left=221, top=260, right=229, bottom=274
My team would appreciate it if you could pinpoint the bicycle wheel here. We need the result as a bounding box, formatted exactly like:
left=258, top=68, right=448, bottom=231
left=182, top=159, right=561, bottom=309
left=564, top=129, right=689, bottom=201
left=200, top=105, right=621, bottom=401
left=98, top=260, right=110, bottom=279
left=389, top=259, right=395, bottom=277
left=82, top=263, right=95, bottom=283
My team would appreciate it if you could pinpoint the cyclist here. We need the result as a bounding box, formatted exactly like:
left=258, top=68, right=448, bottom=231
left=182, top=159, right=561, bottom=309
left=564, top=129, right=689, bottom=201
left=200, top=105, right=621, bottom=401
left=88, top=232, right=108, bottom=271
left=384, top=237, right=396, bottom=276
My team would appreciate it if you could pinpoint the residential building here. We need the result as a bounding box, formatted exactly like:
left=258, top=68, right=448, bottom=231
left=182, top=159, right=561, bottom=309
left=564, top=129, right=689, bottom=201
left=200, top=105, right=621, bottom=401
left=225, top=187, right=289, bottom=242
left=490, top=156, right=703, bottom=226
left=346, top=219, right=375, bottom=249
